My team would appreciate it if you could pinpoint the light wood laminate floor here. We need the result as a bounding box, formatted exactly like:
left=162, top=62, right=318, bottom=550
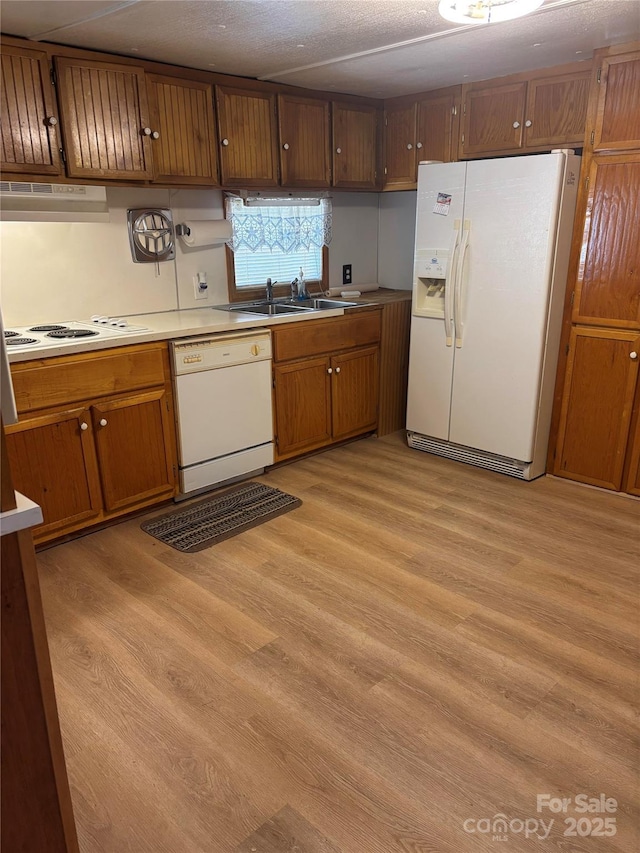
left=37, top=433, right=639, bottom=853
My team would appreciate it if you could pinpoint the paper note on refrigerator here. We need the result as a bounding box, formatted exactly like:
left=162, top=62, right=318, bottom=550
left=433, top=193, right=452, bottom=215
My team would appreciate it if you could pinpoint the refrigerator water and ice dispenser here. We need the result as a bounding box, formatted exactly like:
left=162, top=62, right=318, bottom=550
left=412, top=247, right=450, bottom=318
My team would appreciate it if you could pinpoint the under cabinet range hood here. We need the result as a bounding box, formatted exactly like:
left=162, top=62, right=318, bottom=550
left=0, top=181, right=109, bottom=222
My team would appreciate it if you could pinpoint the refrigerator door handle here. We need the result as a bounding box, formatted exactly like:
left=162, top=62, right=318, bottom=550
left=454, top=220, right=471, bottom=348
left=445, top=221, right=460, bottom=347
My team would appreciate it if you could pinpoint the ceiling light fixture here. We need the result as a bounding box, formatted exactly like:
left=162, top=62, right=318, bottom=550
left=438, top=0, right=544, bottom=25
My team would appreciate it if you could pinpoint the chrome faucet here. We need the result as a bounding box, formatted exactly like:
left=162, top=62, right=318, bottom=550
left=266, top=277, right=277, bottom=303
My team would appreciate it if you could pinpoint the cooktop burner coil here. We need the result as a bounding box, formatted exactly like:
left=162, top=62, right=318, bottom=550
left=6, top=337, right=39, bottom=346
left=29, top=324, right=69, bottom=332
left=4, top=330, right=19, bottom=338
left=46, top=328, right=99, bottom=339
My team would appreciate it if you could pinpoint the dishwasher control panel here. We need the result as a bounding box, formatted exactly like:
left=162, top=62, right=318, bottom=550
left=172, top=330, right=272, bottom=375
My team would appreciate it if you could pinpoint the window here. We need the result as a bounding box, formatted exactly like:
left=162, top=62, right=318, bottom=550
left=225, top=195, right=331, bottom=301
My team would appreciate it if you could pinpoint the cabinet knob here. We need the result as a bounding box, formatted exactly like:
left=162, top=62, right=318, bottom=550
left=80, top=422, right=88, bottom=431
left=416, top=142, right=423, bottom=149
left=221, top=138, right=229, bottom=146
left=99, top=418, right=108, bottom=427
left=151, top=130, right=160, bottom=140
left=251, top=344, right=260, bottom=356
left=335, top=366, right=341, bottom=374
left=283, top=143, right=290, bottom=150
left=327, top=367, right=333, bottom=374
left=142, top=127, right=152, bottom=136
left=406, top=143, right=413, bottom=150
left=513, top=121, right=520, bottom=129
left=525, top=120, right=532, bottom=128
left=336, top=147, right=342, bottom=154
left=46, top=116, right=58, bottom=127
left=631, top=351, right=638, bottom=360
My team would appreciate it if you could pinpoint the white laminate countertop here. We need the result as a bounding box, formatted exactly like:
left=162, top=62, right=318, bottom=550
left=6, top=304, right=356, bottom=363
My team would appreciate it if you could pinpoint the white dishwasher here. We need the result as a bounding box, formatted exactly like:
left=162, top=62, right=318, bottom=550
left=171, top=330, right=273, bottom=497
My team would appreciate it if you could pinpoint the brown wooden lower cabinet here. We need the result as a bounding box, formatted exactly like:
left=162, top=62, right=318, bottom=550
left=5, top=407, right=102, bottom=540
left=553, top=326, right=640, bottom=491
left=623, top=399, right=640, bottom=496
left=6, top=343, right=178, bottom=543
left=272, top=311, right=382, bottom=461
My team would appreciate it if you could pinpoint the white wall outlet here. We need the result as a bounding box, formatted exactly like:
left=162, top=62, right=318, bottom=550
left=194, top=272, right=208, bottom=300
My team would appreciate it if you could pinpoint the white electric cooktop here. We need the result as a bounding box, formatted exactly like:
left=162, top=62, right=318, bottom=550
left=3, top=317, right=149, bottom=353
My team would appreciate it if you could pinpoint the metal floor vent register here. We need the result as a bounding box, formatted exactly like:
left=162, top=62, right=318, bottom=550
left=141, top=482, right=301, bottom=552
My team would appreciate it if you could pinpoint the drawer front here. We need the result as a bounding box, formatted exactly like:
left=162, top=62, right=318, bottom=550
left=273, top=310, right=381, bottom=362
left=11, top=343, right=169, bottom=414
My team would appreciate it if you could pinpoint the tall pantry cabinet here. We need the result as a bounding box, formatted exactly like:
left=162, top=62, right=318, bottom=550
left=551, top=43, right=640, bottom=494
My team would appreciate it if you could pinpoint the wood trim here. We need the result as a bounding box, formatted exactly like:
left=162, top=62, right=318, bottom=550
left=377, top=299, right=411, bottom=436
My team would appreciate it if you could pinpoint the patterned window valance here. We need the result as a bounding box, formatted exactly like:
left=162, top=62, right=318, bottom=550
left=225, top=195, right=332, bottom=253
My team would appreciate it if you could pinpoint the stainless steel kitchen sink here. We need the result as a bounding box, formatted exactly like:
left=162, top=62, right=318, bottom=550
left=282, top=298, right=360, bottom=309
left=223, top=302, right=313, bottom=315
left=214, top=298, right=360, bottom=315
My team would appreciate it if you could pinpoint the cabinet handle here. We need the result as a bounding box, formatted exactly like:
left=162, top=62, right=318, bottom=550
left=221, top=138, right=229, bottom=146
left=283, top=143, right=290, bottom=150
left=631, top=351, right=638, bottom=360
left=416, top=142, right=423, bottom=149
left=525, top=120, right=532, bottom=128
left=513, top=121, right=520, bottom=129
left=142, top=127, right=152, bottom=136
left=46, top=116, right=58, bottom=127
left=335, top=366, right=341, bottom=374
left=406, top=143, right=413, bottom=150
left=99, top=418, right=108, bottom=427
left=80, top=422, right=88, bottom=431
left=327, top=367, right=333, bottom=374
left=151, top=130, right=160, bottom=140
left=336, top=147, right=342, bottom=154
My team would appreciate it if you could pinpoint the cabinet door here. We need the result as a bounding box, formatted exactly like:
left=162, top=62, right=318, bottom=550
left=4, top=408, right=102, bottom=539
left=383, top=102, right=417, bottom=188
left=593, top=51, right=640, bottom=152
left=278, top=95, right=331, bottom=188
left=416, top=92, right=457, bottom=164
left=331, top=346, right=379, bottom=441
left=554, top=327, right=640, bottom=490
left=147, top=74, right=217, bottom=185
left=332, top=101, right=377, bottom=189
left=92, top=389, right=177, bottom=513
left=524, top=70, right=590, bottom=148
left=216, top=85, right=279, bottom=187
left=573, top=154, right=640, bottom=329
left=55, top=56, right=153, bottom=180
left=274, top=357, right=332, bottom=459
left=460, top=81, right=526, bottom=157
left=1, top=45, right=62, bottom=175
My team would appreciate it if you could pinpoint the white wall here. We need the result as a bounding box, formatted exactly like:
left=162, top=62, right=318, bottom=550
left=377, top=191, right=416, bottom=290
left=0, top=187, right=397, bottom=326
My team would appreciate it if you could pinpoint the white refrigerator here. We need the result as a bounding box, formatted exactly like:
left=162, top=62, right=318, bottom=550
left=406, top=151, right=580, bottom=480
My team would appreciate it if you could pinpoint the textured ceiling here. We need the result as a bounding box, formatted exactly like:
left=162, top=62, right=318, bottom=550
left=1, top=0, right=639, bottom=98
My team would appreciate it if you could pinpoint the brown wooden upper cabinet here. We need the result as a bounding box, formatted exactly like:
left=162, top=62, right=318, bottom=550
left=461, top=81, right=527, bottom=157
left=278, top=94, right=331, bottom=188
left=55, top=56, right=154, bottom=180
left=460, top=67, right=590, bottom=158
left=524, top=70, right=590, bottom=149
left=383, top=88, right=459, bottom=189
left=573, top=153, right=640, bottom=330
left=147, top=74, right=218, bottom=185
left=1, top=44, right=62, bottom=176
left=216, top=85, right=279, bottom=187
left=554, top=326, right=640, bottom=491
left=592, top=49, right=640, bottom=152
left=332, top=101, right=378, bottom=189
